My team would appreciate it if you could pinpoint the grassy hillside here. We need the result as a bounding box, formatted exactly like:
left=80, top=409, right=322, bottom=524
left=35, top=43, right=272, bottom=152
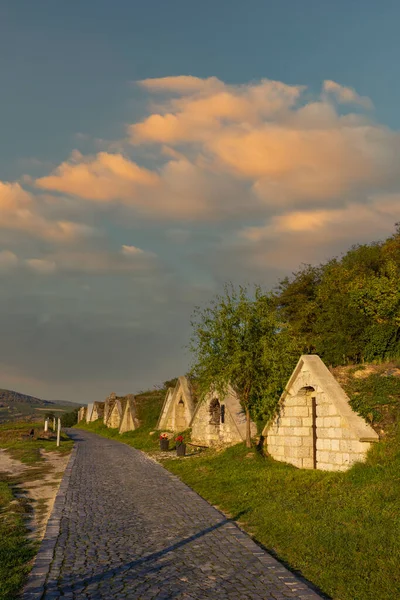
left=0, top=389, right=78, bottom=424
left=77, top=389, right=165, bottom=451
left=77, top=364, right=400, bottom=600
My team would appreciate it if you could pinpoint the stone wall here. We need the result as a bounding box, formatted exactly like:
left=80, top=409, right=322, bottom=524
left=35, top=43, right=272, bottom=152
left=157, top=377, right=195, bottom=432
left=78, top=407, right=87, bottom=423
left=190, top=387, right=256, bottom=447
left=265, top=355, right=379, bottom=471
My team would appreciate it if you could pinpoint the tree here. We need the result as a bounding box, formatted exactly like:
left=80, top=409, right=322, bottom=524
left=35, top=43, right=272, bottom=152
left=189, top=284, right=300, bottom=447
left=61, top=408, right=79, bottom=427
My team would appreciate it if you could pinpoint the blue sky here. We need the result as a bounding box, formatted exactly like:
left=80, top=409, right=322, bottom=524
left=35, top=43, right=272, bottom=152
left=0, top=1, right=399, bottom=401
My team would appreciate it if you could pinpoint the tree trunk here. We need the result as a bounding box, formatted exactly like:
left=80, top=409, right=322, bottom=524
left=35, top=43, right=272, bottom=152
left=245, top=406, right=251, bottom=448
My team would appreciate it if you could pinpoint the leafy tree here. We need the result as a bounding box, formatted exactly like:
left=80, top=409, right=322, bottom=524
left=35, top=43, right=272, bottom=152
left=189, top=284, right=300, bottom=447
left=61, top=408, right=79, bottom=427
left=274, top=264, right=321, bottom=354
left=274, top=225, right=400, bottom=366
left=163, top=377, right=179, bottom=390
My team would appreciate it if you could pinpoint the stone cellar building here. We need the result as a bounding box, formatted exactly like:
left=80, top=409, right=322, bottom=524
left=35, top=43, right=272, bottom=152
left=157, top=376, right=195, bottom=432
left=263, top=355, right=379, bottom=471
left=190, top=385, right=257, bottom=446
left=119, top=395, right=139, bottom=434
left=90, top=401, right=105, bottom=422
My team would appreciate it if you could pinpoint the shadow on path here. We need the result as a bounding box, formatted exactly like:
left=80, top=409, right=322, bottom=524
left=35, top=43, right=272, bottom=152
left=50, top=510, right=249, bottom=594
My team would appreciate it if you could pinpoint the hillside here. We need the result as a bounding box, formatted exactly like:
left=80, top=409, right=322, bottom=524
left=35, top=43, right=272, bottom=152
left=331, top=360, right=400, bottom=436
left=0, top=388, right=78, bottom=424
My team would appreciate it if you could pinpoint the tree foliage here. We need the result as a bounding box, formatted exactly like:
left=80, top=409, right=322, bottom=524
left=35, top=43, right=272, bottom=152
left=189, top=284, right=300, bottom=446
left=61, top=408, right=79, bottom=427
left=274, top=224, right=400, bottom=365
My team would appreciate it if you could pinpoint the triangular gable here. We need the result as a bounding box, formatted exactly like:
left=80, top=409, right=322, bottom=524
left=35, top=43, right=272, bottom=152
left=78, top=406, right=87, bottom=423
left=156, top=387, right=175, bottom=430
left=263, top=355, right=378, bottom=471
left=103, top=393, right=117, bottom=425
left=190, top=384, right=257, bottom=446
left=119, top=395, right=139, bottom=434
left=86, top=403, right=94, bottom=423
left=107, top=399, right=123, bottom=429
left=263, top=355, right=379, bottom=442
left=90, top=401, right=105, bottom=422
left=157, top=376, right=195, bottom=431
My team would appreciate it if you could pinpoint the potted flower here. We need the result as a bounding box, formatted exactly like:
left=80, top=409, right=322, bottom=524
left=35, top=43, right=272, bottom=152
left=159, top=433, right=169, bottom=451
left=175, top=435, right=186, bottom=457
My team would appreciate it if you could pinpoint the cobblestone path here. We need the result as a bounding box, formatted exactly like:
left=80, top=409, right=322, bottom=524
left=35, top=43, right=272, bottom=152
left=24, top=430, right=323, bottom=600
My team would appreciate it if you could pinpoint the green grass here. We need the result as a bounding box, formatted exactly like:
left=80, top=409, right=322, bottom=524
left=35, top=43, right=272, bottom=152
left=0, top=477, right=37, bottom=600
left=0, top=421, right=74, bottom=600
left=343, top=365, right=400, bottom=429
left=0, top=421, right=73, bottom=464
left=162, top=431, right=400, bottom=600
left=75, top=375, right=400, bottom=600
left=76, top=391, right=165, bottom=451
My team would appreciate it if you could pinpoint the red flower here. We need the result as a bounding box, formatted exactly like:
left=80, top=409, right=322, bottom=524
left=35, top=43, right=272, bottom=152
left=175, top=435, right=184, bottom=443
left=160, top=433, right=169, bottom=440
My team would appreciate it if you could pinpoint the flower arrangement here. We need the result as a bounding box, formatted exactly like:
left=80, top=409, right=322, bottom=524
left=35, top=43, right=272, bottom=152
left=175, top=435, right=184, bottom=443
left=160, top=433, right=169, bottom=440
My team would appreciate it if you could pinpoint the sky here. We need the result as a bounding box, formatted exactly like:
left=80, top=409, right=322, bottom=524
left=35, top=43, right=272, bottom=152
left=1, top=1, right=399, bottom=402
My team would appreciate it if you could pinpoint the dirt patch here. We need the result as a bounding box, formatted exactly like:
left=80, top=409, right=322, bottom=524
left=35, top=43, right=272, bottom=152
left=0, top=448, right=71, bottom=540
left=0, top=449, right=29, bottom=476
left=22, top=450, right=71, bottom=539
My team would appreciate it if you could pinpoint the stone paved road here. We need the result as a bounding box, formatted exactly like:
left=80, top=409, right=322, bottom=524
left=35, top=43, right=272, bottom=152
left=24, top=430, right=324, bottom=600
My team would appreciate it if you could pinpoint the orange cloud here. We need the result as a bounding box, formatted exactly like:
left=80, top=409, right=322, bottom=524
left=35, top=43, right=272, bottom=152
left=130, top=78, right=303, bottom=145
left=138, top=75, right=223, bottom=94
left=26, top=76, right=399, bottom=226
left=0, top=180, right=95, bottom=241
left=242, top=196, right=400, bottom=246
left=323, top=80, right=373, bottom=109
left=36, top=152, right=158, bottom=201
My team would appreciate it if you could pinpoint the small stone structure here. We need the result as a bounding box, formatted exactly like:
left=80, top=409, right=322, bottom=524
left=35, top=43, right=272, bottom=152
left=107, top=399, right=123, bottom=429
left=103, top=393, right=117, bottom=425
left=78, top=407, right=87, bottom=423
left=86, top=403, right=94, bottom=423
left=90, top=401, right=105, bottom=422
left=119, top=395, right=139, bottom=434
left=263, top=355, right=379, bottom=471
left=190, top=385, right=257, bottom=446
left=156, top=376, right=195, bottom=431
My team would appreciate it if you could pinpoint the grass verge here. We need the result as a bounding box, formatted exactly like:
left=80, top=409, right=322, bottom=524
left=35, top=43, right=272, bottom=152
left=76, top=374, right=400, bottom=600
left=0, top=421, right=73, bottom=600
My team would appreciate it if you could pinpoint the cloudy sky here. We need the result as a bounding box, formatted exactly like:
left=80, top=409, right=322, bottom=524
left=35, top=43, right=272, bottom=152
left=1, top=1, right=399, bottom=402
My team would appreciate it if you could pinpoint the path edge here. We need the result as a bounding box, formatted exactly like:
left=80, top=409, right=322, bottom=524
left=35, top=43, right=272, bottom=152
left=21, top=442, right=77, bottom=599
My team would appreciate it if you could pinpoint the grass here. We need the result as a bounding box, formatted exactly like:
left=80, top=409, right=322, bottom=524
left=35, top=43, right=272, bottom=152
left=75, top=371, right=400, bottom=600
left=77, top=391, right=165, bottom=451
left=162, top=433, right=400, bottom=600
left=0, top=421, right=73, bottom=465
left=0, top=477, right=37, bottom=600
left=0, top=421, right=74, bottom=600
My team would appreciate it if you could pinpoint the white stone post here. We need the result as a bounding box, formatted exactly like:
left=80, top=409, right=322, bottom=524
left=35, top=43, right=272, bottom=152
left=57, top=418, right=61, bottom=447
left=44, top=418, right=48, bottom=432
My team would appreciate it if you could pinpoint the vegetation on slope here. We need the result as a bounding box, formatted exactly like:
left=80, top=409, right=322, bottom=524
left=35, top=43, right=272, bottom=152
left=78, top=367, right=400, bottom=600
left=0, top=388, right=79, bottom=425
left=0, top=422, right=73, bottom=600
left=275, top=224, right=400, bottom=366
left=77, top=389, right=165, bottom=451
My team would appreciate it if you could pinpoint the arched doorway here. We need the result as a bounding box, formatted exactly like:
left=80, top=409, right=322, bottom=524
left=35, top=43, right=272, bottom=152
left=298, top=386, right=317, bottom=469
left=175, top=396, right=186, bottom=430
left=209, top=398, right=221, bottom=425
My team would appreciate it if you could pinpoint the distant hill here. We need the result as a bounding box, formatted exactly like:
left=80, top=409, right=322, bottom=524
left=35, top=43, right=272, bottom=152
left=0, top=388, right=54, bottom=407
left=0, top=388, right=78, bottom=424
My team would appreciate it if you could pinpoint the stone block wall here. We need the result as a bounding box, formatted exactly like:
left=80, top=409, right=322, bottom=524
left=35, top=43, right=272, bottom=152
left=191, top=388, right=256, bottom=446
left=265, top=355, right=379, bottom=471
